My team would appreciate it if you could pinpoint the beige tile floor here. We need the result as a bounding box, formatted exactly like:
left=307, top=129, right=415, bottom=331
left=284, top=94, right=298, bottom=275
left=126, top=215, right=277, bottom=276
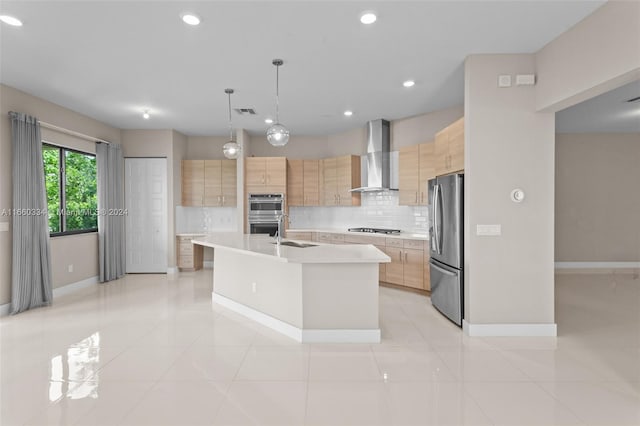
left=1, top=269, right=638, bottom=425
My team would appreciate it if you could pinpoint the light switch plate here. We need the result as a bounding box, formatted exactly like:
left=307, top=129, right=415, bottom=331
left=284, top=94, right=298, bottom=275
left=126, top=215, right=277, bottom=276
left=516, top=74, right=536, bottom=86
left=476, top=224, right=501, bottom=236
left=0, top=222, right=8, bottom=232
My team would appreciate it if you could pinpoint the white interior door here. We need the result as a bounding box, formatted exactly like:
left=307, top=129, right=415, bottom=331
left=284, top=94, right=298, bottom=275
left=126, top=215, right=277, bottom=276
left=125, top=158, right=168, bottom=273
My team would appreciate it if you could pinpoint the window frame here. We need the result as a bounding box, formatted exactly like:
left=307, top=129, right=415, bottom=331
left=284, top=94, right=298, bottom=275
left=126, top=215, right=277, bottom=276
left=43, top=142, right=98, bottom=237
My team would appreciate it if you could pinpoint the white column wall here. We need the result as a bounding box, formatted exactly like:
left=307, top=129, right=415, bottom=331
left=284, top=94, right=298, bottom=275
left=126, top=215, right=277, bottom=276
left=464, top=54, right=556, bottom=335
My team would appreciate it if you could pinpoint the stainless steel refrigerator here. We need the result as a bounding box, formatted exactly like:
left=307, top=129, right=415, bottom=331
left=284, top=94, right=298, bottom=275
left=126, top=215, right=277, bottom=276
left=428, top=174, right=464, bottom=326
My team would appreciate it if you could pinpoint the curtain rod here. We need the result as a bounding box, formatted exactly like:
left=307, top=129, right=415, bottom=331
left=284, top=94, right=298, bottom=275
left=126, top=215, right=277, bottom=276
left=39, top=120, right=111, bottom=144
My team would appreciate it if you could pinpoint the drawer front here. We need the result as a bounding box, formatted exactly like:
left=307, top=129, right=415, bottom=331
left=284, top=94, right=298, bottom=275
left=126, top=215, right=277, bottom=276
left=178, top=255, right=194, bottom=268
left=179, top=243, right=193, bottom=255
left=385, top=238, right=403, bottom=248
left=316, top=232, right=332, bottom=243
left=344, top=234, right=382, bottom=245
left=330, top=233, right=345, bottom=243
left=286, top=231, right=312, bottom=241
left=403, top=239, right=425, bottom=251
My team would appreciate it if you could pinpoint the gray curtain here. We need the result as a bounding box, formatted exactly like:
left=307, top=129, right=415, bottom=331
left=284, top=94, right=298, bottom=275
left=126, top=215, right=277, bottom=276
left=96, top=142, right=125, bottom=282
left=9, top=112, right=53, bottom=314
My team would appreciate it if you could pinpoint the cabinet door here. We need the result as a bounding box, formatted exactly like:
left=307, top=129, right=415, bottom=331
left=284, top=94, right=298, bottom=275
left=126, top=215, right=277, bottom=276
left=303, top=160, right=320, bottom=206
left=182, top=160, right=204, bottom=206
left=266, top=157, right=287, bottom=187
left=403, top=248, right=424, bottom=289
left=419, top=142, right=436, bottom=204
left=322, top=157, right=337, bottom=205
left=434, top=128, right=449, bottom=177
left=336, top=155, right=360, bottom=206
left=245, top=157, right=266, bottom=186
left=204, top=160, right=222, bottom=206
left=287, top=159, right=304, bottom=206
left=221, top=159, right=237, bottom=206
left=383, top=247, right=404, bottom=285
left=399, top=145, right=420, bottom=206
left=448, top=118, right=464, bottom=173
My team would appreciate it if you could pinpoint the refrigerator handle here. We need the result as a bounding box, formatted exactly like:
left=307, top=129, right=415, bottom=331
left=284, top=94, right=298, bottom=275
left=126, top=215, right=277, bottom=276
left=431, top=261, right=457, bottom=277
left=433, top=183, right=441, bottom=255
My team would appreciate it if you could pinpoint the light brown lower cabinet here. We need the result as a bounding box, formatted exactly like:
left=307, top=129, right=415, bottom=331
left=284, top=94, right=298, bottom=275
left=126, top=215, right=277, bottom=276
left=285, top=231, right=313, bottom=241
left=176, top=236, right=203, bottom=271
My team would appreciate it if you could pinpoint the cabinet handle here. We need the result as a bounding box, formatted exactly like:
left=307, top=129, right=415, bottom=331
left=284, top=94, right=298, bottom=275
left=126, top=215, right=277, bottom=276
left=217, top=196, right=221, bottom=205
left=262, top=174, right=265, bottom=184
left=222, top=196, right=225, bottom=205
left=415, top=192, right=418, bottom=203
left=405, top=252, right=408, bottom=263
left=338, top=194, right=341, bottom=204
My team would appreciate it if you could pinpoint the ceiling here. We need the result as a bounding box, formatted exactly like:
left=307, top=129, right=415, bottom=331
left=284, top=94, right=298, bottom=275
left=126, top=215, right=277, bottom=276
left=556, top=80, right=640, bottom=133
left=0, top=1, right=605, bottom=136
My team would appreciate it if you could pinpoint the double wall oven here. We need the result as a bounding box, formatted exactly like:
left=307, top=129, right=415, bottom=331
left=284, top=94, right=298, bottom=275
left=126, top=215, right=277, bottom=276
left=247, top=193, right=284, bottom=236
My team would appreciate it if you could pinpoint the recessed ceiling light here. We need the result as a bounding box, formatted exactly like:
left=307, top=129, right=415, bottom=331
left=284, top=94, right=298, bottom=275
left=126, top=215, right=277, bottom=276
left=0, top=15, right=23, bottom=26
left=181, top=13, right=201, bottom=26
left=403, top=80, right=415, bottom=88
left=344, top=110, right=353, bottom=117
left=360, top=12, right=377, bottom=25
left=143, top=110, right=150, bottom=119
left=264, top=118, right=274, bottom=124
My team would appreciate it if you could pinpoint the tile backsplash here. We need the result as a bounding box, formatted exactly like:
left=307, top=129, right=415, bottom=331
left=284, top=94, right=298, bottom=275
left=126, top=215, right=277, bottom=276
left=289, top=191, right=429, bottom=233
left=176, top=206, right=237, bottom=234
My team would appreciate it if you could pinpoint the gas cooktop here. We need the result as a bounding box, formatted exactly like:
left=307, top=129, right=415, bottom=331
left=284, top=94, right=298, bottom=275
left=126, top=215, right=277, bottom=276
left=348, top=227, right=401, bottom=235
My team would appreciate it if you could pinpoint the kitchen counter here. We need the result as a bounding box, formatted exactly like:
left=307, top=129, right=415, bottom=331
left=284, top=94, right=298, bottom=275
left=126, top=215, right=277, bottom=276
left=192, top=234, right=388, bottom=343
left=192, top=233, right=389, bottom=264
left=287, top=228, right=429, bottom=241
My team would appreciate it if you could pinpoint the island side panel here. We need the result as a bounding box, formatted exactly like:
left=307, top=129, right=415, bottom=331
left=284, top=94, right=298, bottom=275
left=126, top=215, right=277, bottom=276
left=301, top=263, right=379, bottom=330
left=212, top=249, right=304, bottom=328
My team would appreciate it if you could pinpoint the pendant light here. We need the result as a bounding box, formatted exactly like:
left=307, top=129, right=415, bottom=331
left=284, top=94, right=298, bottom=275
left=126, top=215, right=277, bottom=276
left=222, top=88, right=241, bottom=159
left=266, top=59, right=290, bottom=147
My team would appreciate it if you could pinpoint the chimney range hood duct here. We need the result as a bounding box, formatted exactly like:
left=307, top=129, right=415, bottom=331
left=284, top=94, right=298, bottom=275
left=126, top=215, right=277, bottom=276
left=350, top=119, right=396, bottom=192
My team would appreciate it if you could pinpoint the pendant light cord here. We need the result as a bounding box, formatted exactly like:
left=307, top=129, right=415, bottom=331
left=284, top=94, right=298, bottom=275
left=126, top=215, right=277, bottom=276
left=275, top=64, right=280, bottom=123
left=228, top=91, right=233, bottom=141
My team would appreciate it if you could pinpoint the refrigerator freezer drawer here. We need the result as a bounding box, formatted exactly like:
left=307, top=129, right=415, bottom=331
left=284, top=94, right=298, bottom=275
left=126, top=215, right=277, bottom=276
left=429, top=259, right=463, bottom=327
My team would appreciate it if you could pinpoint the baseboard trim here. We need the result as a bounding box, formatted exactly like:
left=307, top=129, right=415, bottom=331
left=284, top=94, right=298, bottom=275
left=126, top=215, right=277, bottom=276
left=555, top=262, right=640, bottom=270
left=463, top=320, right=557, bottom=337
left=0, top=275, right=99, bottom=316
left=53, top=275, right=99, bottom=298
left=213, top=292, right=381, bottom=343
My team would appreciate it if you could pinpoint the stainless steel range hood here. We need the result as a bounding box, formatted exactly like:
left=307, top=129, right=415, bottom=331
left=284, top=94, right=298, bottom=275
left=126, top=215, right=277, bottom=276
left=350, top=119, right=397, bottom=192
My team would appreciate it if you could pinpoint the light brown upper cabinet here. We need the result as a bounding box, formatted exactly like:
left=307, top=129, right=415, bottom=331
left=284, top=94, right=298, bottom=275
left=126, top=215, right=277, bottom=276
left=322, top=155, right=361, bottom=206
left=182, top=159, right=237, bottom=207
left=435, top=117, right=464, bottom=176
left=287, top=159, right=321, bottom=206
left=182, top=160, right=205, bottom=206
left=245, top=157, right=287, bottom=192
left=398, top=142, right=436, bottom=206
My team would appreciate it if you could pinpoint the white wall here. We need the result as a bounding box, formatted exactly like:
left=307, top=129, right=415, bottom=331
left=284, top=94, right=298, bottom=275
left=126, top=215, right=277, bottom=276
left=464, top=54, right=556, bottom=328
left=555, top=133, right=640, bottom=262
left=391, top=106, right=464, bottom=149
left=536, top=1, right=640, bottom=113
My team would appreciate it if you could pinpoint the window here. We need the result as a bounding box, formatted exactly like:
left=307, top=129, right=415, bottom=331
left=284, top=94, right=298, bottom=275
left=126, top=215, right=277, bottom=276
left=42, top=144, right=97, bottom=235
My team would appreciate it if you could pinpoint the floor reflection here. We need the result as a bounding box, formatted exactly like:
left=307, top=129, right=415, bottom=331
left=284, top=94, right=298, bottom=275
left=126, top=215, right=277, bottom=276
left=49, top=332, right=100, bottom=401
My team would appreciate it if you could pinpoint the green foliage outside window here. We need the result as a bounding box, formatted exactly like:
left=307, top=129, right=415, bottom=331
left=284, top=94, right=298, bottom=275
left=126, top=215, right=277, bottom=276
left=42, top=144, right=97, bottom=234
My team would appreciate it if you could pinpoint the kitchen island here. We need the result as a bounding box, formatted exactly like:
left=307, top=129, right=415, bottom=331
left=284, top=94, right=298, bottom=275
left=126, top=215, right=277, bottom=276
left=192, top=234, right=390, bottom=343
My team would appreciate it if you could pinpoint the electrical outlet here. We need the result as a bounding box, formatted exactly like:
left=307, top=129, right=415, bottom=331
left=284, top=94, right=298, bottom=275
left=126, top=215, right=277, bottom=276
left=252, top=282, right=257, bottom=293
left=476, top=224, right=502, bottom=236
left=68, top=264, right=74, bottom=273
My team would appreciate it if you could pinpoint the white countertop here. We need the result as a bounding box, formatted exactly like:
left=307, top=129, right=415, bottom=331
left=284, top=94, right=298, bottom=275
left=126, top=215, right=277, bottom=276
left=287, top=228, right=429, bottom=241
left=192, top=234, right=390, bottom=264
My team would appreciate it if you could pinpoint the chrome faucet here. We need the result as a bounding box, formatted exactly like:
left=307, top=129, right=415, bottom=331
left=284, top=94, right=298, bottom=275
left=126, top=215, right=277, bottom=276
left=276, top=213, right=289, bottom=245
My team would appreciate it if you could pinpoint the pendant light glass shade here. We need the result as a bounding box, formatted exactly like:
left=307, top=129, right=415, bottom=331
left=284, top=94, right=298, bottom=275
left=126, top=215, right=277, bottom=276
left=266, top=123, right=290, bottom=147
left=223, top=88, right=241, bottom=159
left=267, top=59, right=289, bottom=147
left=223, top=141, right=240, bottom=159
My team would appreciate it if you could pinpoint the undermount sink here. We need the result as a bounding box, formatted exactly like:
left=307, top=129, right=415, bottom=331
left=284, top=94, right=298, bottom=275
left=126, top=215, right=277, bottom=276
left=272, top=241, right=318, bottom=248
